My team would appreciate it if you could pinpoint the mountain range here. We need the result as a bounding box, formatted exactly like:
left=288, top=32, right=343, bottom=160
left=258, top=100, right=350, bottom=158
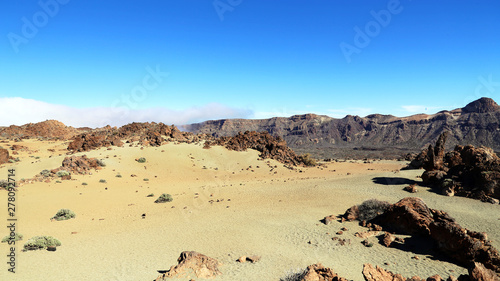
left=181, top=97, right=500, bottom=159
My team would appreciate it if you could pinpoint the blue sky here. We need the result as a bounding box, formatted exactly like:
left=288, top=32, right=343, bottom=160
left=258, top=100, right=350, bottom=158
left=1, top=0, right=499, bottom=127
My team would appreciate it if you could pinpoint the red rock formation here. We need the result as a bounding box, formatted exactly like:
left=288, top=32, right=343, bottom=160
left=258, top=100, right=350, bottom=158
left=0, top=120, right=82, bottom=140
left=300, top=263, right=348, bottom=281
left=469, top=262, right=500, bottom=281
left=367, top=198, right=500, bottom=275
left=155, top=251, right=221, bottom=280
left=208, top=131, right=311, bottom=166
left=362, top=264, right=408, bottom=281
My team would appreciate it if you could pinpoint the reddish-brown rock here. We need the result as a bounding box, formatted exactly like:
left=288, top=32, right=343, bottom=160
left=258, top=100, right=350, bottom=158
left=155, top=251, right=221, bottom=280
left=321, top=215, right=337, bottom=225
left=469, top=262, right=500, bottom=281
left=362, top=264, right=407, bottom=281
left=403, top=184, right=418, bottom=193
left=0, top=148, right=9, bottom=164
left=342, top=205, right=359, bottom=221
left=300, top=263, right=348, bottom=281
left=382, top=232, right=396, bottom=247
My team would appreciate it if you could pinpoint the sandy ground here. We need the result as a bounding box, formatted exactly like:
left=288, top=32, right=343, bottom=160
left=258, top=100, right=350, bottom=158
left=0, top=139, right=499, bottom=281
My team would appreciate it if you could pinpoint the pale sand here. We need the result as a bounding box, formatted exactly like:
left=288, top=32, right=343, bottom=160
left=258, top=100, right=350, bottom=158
left=0, top=140, right=499, bottom=281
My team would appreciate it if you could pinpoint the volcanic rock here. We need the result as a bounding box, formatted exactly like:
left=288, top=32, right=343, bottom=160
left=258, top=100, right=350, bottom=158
left=469, top=262, right=500, bottom=281
left=362, top=264, right=407, bottom=281
left=0, top=148, right=9, bottom=164
left=300, top=263, right=348, bottom=281
left=155, top=251, right=221, bottom=280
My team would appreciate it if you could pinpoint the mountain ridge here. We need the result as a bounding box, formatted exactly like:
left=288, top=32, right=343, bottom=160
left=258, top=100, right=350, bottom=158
left=181, top=97, right=500, bottom=159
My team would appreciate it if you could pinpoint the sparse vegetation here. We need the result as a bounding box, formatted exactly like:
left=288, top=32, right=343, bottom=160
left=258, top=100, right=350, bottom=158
left=137, top=157, right=146, bottom=163
left=56, top=170, right=70, bottom=177
left=40, top=169, right=50, bottom=177
left=96, top=159, right=106, bottom=167
left=357, top=199, right=391, bottom=221
left=0, top=180, right=7, bottom=189
left=51, top=209, right=76, bottom=221
left=299, top=153, right=317, bottom=167
left=115, top=174, right=122, bottom=178
left=154, top=193, right=173, bottom=203
left=147, top=193, right=154, bottom=197
left=82, top=182, right=88, bottom=185
left=99, top=179, right=106, bottom=183
left=143, top=178, right=149, bottom=181
left=55, top=180, right=62, bottom=183
left=23, top=236, right=61, bottom=251
left=1, top=233, right=23, bottom=243
left=279, top=268, right=307, bottom=281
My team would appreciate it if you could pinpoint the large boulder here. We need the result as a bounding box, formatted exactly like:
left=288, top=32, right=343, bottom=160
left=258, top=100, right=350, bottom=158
left=155, top=251, right=221, bottom=280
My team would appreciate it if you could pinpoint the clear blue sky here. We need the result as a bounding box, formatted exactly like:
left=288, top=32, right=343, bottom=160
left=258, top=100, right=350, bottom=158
left=1, top=0, right=499, bottom=127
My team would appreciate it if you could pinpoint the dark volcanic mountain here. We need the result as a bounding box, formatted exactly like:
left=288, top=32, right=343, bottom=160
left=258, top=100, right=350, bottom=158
left=181, top=98, right=500, bottom=159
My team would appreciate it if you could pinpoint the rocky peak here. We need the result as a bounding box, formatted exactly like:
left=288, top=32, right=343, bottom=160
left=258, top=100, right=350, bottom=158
left=462, top=97, right=500, bottom=113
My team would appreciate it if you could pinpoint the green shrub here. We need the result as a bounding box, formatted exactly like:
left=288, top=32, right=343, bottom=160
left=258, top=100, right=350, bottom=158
left=115, top=174, right=122, bottom=178
left=8, top=159, right=15, bottom=163
left=0, top=180, right=7, bottom=188
left=358, top=199, right=390, bottom=221
left=55, top=180, right=62, bottom=183
left=1, top=233, right=23, bottom=243
left=299, top=153, right=317, bottom=167
left=23, top=236, right=61, bottom=251
left=279, top=268, right=307, bottom=281
left=143, top=178, right=149, bottom=181
left=96, top=159, right=106, bottom=167
left=154, top=193, right=173, bottom=203
left=51, top=209, right=76, bottom=221
left=82, top=182, right=88, bottom=185
left=56, top=170, right=70, bottom=177
left=99, top=179, right=106, bottom=183
left=137, top=157, right=146, bottom=163
left=40, top=169, right=51, bottom=177
left=147, top=193, right=154, bottom=197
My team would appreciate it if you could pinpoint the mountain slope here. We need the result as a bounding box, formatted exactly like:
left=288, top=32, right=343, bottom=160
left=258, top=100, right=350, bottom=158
left=181, top=98, right=500, bottom=159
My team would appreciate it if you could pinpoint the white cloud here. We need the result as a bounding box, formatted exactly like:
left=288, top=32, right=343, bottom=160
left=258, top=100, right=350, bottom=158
left=0, top=97, right=252, bottom=128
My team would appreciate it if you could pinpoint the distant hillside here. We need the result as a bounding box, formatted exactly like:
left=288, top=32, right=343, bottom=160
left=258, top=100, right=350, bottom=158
left=181, top=98, right=500, bottom=159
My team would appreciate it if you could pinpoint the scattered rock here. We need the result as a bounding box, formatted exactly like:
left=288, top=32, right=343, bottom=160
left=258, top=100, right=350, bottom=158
left=155, top=251, right=221, bottom=280
left=321, top=215, right=337, bottom=225
left=404, top=184, right=418, bottom=193
left=362, top=264, right=406, bottom=281
left=382, top=232, right=396, bottom=247
left=469, top=262, right=500, bottom=281
left=300, top=263, right=349, bottom=281
left=0, top=148, right=9, bottom=164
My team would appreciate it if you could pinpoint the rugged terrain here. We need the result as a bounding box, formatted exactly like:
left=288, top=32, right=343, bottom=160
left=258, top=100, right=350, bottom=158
left=181, top=98, right=500, bottom=160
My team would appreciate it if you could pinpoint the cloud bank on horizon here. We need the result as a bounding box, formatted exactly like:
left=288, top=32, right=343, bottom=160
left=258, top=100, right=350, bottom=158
left=0, top=97, right=253, bottom=128
left=1, top=97, right=469, bottom=128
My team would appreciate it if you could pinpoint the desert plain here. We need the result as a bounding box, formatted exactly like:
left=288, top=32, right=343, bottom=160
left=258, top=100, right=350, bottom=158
left=0, top=139, right=499, bottom=281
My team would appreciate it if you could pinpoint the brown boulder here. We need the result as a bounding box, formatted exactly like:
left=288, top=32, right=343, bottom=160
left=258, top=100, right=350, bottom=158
left=0, top=148, right=9, bottom=164
left=155, top=251, right=221, bottom=280
left=403, top=184, right=418, bottom=193
left=362, top=264, right=406, bottom=281
left=342, top=205, right=359, bottom=221
left=469, top=262, right=500, bottom=281
left=321, top=215, right=337, bottom=225
left=382, top=232, right=396, bottom=247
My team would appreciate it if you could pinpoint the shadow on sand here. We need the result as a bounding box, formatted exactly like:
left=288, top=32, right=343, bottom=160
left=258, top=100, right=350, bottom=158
left=372, top=177, right=417, bottom=186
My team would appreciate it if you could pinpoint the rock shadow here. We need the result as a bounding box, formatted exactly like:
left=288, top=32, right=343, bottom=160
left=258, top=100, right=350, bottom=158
left=372, top=177, right=417, bottom=186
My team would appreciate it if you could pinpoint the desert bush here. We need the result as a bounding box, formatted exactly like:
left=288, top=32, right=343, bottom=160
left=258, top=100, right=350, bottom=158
left=137, top=157, right=146, bottom=163
left=55, top=180, right=62, bottom=183
left=56, top=170, right=70, bottom=177
left=279, top=268, right=307, bottom=281
left=82, top=182, right=88, bottom=185
left=1, top=233, right=23, bottom=243
left=96, top=159, right=106, bottom=167
left=299, top=153, right=317, bottom=167
left=0, top=180, right=7, bottom=188
left=23, top=236, right=61, bottom=251
left=154, top=193, right=173, bottom=203
left=99, top=179, right=106, bottom=183
left=358, top=199, right=390, bottom=221
left=115, top=174, right=122, bottom=178
left=143, top=178, right=149, bottom=181
left=40, top=169, right=51, bottom=177
left=51, top=209, right=76, bottom=221
left=147, top=193, right=154, bottom=197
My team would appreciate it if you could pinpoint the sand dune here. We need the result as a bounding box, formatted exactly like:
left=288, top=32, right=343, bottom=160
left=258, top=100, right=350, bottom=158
left=0, top=140, right=499, bottom=280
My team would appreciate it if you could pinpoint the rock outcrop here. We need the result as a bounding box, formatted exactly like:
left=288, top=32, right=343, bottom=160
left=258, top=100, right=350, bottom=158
left=0, top=120, right=83, bottom=140
left=344, top=198, right=500, bottom=276
left=155, top=251, right=221, bottom=280
left=413, top=132, right=500, bottom=201
left=300, top=263, right=348, bottom=281
left=206, top=131, right=313, bottom=166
